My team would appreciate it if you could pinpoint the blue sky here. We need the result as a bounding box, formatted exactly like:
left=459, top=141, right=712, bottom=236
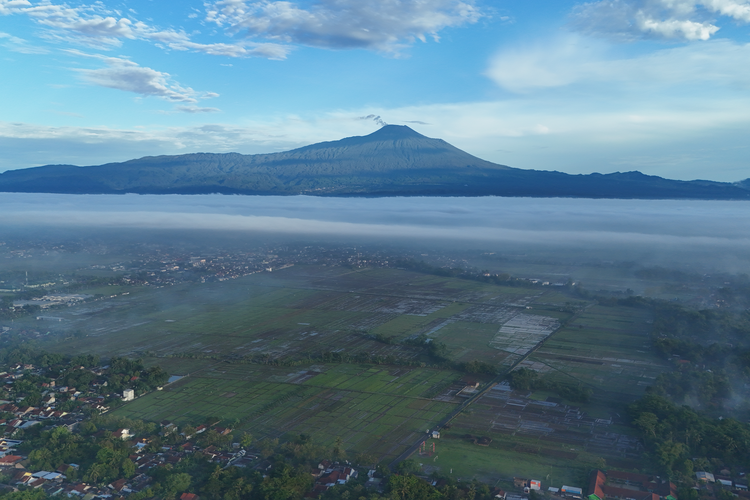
left=1, top=0, right=749, bottom=181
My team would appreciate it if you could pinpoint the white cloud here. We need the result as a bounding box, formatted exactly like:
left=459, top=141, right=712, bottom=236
left=71, top=54, right=215, bottom=103
left=637, top=16, right=719, bottom=40
left=2, top=0, right=477, bottom=57
left=204, top=0, right=482, bottom=53
left=704, top=0, right=750, bottom=21
left=0, top=0, right=31, bottom=15
left=0, top=30, right=48, bottom=53
left=1, top=0, right=290, bottom=58
left=176, top=106, right=221, bottom=113
left=485, top=35, right=605, bottom=92
left=571, top=0, right=750, bottom=41
left=486, top=36, right=750, bottom=93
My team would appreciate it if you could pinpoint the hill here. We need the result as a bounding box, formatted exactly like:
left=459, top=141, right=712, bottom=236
left=0, top=125, right=748, bottom=199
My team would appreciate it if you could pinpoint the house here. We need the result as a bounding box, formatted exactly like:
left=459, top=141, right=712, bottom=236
left=113, top=428, right=133, bottom=440
left=588, top=470, right=676, bottom=500
left=431, top=430, right=440, bottom=439
left=0, top=455, right=23, bottom=467
left=696, top=472, right=715, bottom=483
left=108, top=478, right=128, bottom=492
left=515, top=478, right=529, bottom=489
left=181, top=493, right=200, bottom=500
left=314, top=464, right=358, bottom=492
left=160, top=422, right=177, bottom=436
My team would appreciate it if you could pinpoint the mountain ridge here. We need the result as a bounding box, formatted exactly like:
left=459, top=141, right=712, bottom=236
left=0, top=125, right=748, bottom=199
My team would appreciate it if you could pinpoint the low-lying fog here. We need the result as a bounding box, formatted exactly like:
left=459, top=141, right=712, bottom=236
left=2, top=193, right=749, bottom=272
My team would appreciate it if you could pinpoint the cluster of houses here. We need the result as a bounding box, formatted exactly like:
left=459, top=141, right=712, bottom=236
left=0, top=364, right=115, bottom=438
left=308, top=460, right=359, bottom=497
left=0, top=422, right=254, bottom=498
left=509, top=477, right=586, bottom=500
left=589, top=468, right=749, bottom=500
left=589, top=470, right=678, bottom=500
left=694, top=471, right=749, bottom=497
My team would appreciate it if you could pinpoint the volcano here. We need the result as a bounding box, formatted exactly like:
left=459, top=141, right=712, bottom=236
left=0, top=125, right=748, bottom=199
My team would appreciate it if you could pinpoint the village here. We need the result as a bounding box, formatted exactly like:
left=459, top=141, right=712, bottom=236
left=0, top=353, right=746, bottom=500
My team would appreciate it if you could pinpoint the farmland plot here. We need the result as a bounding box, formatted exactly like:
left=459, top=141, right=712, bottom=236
left=114, top=363, right=461, bottom=460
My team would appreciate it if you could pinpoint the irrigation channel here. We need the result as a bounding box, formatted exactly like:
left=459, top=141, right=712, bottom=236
left=388, top=304, right=592, bottom=470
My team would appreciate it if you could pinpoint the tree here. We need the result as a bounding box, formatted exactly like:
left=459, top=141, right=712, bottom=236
left=656, top=440, right=688, bottom=474
left=165, top=472, right=192, bottom=496
left=394, top=459, right=421, bottom=475
left=332, top=436, right=346, bottom=460
left=122, top=459, right=136, bottom=479
left=634, top=412, right=659, bottom=439
left=388, top=474, right=442, bottom=500
left=28, top=448, right=54, bottom=471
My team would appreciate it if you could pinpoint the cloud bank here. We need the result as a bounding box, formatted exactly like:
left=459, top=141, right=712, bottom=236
left=1, top=0, right=482, bottom=57
left=204, top=0, right=482, bottom=54
left=486, top=36, right=750, bottom=93
left=2, top=194, right=750, bottom=274
left=571, top=0, right=750, bottom=41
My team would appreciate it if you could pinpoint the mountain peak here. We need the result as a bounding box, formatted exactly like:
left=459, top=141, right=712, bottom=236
left=367, top=124, right=426, bottom=140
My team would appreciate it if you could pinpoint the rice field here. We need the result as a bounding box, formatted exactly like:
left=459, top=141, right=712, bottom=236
left=113, top=362, right=462, bottom=460
left=30, top=265, right=666, bottom=474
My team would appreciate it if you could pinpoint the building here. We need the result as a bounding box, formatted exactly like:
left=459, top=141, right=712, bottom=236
left=696, top=472, right=715, bottom=483
left=123, top=389, right=135, bottom=401
left=589, top=470, right=677, bottom=500
left=562, top=486, right=583, bottom=499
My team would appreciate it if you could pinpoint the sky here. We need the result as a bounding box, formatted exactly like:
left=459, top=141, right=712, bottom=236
left=1, top=0, right=750, bottom=181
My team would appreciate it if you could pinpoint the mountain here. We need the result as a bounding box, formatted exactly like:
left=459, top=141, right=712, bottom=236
left=1, top=125, right=748, bottom=199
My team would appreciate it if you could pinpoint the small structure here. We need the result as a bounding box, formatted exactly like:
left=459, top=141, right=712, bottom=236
left=113, top=428, right=132, bottom=440
left=696, top=472, right=715, bottom=483
left=431, top=430, right=440, bottom=439
left=0, top=455, right=23, bottom=467
left=123, top=389, right=135, bottom=401
left=562, top=485, right=583, bottom=498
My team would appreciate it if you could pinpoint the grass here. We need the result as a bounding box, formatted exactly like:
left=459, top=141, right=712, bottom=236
left=425, top=433, right=590, bottom=487
left=113, top=362, right=461, bottom=460
left=17, top=265, right=660, bottom=474
left=530, top=304, right=669, bottom=401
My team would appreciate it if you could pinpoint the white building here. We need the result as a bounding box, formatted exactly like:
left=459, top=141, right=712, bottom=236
left=123, top=389, right=135, bottom=401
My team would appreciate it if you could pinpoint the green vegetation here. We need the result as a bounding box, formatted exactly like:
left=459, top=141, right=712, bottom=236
left=113, top=363, right=459, bottom=461
left=507, top=367, right=593, bottom=403
left=5, top=254, right=750, bottom=494
left=629, top=394, right=750, bottom=477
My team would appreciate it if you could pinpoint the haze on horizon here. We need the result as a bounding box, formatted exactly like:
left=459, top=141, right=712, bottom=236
left=3, top=194, right=750, bottom=276
left=2, top=0, right=750, bottom=182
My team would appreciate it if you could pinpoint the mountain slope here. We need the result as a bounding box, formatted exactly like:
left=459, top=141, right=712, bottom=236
left=0, top=125, right=748, bottom=199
